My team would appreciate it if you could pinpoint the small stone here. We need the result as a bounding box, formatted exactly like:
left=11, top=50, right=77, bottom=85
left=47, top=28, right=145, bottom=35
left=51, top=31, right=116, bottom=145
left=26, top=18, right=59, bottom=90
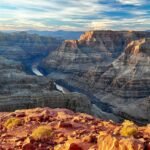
left=56, top=137, right=67, bottom=144
left=1, top=133, right=11, bottom=138
left=16, top=112, right=25, bottom=117
left=16, top=141, right=22, bottom=146
left=82, top=135, right=97, bottom=143
left=22, top=143, right=35, bottom=150
left=69, top=143, right=83, bottom=150
left=58, top=121, right=73, bottom=128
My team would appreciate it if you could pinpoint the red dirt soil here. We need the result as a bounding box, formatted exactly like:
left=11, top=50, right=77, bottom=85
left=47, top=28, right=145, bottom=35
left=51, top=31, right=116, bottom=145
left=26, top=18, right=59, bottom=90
left=0, top=107, right=149, bottom=150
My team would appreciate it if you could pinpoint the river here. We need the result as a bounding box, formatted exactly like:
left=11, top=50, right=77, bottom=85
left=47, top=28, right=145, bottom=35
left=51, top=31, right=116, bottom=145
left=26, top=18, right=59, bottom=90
left=32, top=65, right=68, bottom=94
left=32, top=65, right=113, bottom=113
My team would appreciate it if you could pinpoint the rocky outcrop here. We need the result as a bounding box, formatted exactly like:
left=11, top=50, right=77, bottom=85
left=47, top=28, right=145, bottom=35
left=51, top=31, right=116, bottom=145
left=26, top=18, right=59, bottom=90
left=0, top=107, right=149, bottom=149
left=98, top=131, right=148, bottom=150
left=41, top=31, right=150, bottom=123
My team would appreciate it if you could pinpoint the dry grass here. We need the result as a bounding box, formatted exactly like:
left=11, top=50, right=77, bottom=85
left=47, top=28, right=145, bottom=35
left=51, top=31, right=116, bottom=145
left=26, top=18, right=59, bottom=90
left=120, top=120, right=138, bottom=137
left=31, top=126, right=52, bottom=140
left=4, top=118, right=22, bottom=129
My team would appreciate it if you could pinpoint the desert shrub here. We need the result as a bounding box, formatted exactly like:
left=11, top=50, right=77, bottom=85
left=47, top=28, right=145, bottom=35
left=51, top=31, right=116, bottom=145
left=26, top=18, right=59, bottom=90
left=120, top=120, right=138, bottom=137
left=4, top=117, right=22, bottom=129
left=31, top=126, right=52, bottom=140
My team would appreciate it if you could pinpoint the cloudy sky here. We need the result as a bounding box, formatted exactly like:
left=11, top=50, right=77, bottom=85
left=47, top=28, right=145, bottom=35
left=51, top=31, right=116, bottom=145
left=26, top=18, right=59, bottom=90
left=0, top=0, right=150, bottom=31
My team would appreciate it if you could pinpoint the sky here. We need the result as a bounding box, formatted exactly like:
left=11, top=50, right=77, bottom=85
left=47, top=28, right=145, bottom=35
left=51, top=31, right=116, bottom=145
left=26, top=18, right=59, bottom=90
left=0, top=0, right=150, bottom=31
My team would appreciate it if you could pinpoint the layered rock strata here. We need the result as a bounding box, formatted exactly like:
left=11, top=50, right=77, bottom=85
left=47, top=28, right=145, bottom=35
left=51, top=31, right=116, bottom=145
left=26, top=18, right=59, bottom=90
left=42, top=31, right=150, bottom=123
left=0, top=56, right=92, bottom=114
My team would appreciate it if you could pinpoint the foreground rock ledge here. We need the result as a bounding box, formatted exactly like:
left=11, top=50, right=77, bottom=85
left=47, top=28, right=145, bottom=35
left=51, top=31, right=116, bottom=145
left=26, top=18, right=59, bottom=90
left=0, top=107, right=149, bottom=150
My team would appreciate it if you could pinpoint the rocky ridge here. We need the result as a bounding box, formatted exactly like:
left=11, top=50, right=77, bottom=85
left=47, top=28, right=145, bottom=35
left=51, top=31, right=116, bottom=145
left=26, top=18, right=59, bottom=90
left=0, top=31, right=62, bottom=74
left=0, top=107, right=149, bottom=150
left=0, top=31, right=61, bottom=60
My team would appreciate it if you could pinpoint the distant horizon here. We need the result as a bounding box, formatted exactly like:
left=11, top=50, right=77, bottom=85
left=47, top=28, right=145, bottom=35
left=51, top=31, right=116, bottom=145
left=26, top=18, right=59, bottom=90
left=0, top=0, right=150, bottom=31
left=0, top=29, right=150, bottom=32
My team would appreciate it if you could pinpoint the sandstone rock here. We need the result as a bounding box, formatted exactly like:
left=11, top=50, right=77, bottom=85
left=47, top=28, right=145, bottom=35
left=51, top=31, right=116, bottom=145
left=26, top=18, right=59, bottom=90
left=69, top=143, right=83, bottom=150
left=98, top=131, right=145, bottom=150
left=0, top=107, right=149, bottom=149
left=58, top=121, right=73, bottom=128
left=22, top=143, right=35, bottom=150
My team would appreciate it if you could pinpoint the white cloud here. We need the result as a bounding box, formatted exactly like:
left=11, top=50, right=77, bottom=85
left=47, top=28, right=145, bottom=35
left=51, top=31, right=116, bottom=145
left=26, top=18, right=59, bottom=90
left=0, top=0, right=149, bottom=31
left=0, top=0, right=109, bottom=30
left=0, top=0, right=107, bottom=21
left=117, top=0, right=145, bottom=6
left=89, top=17, right=150, bottom=30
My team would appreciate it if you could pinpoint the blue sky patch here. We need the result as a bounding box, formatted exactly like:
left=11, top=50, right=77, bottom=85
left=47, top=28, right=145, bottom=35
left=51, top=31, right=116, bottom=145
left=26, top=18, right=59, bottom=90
left=0, top=0, right=149, bottom=31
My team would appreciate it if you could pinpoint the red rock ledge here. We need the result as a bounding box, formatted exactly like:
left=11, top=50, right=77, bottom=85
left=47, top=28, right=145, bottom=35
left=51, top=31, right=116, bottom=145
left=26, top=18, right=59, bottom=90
left=0, top=107, right=149, bottom=150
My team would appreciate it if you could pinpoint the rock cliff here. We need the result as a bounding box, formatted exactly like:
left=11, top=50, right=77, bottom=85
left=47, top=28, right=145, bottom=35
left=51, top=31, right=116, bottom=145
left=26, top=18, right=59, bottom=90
left=43, top=31, right=150, bottom=90
left=0, top=31, right=96, bottom=114
left=0, top=107, right=149, bottom=149
left=0, top=31, right=61, bottom=60
left=42, top=31, right=150, bottom=123
left=95, top=38, right=150, bottom=123
left=0, top=31, right=62, bottom=74
left=0, top=56, right=92, bottom=114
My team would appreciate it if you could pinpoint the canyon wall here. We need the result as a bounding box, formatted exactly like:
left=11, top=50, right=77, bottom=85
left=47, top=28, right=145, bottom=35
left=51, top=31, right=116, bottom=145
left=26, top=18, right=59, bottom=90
left=0, top=31, right=113, bottom=118
left=42, top=31, right=150, bottom=123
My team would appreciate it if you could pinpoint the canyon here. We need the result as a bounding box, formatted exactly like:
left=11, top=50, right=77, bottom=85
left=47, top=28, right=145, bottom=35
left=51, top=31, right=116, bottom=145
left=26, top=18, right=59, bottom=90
left=0, top=32, right=95, bottom=115
left=0, top=30, right=149, bottom=149
left=0, top=31, right=149, bottom=121
left=41, top=31, right=150, bottom=124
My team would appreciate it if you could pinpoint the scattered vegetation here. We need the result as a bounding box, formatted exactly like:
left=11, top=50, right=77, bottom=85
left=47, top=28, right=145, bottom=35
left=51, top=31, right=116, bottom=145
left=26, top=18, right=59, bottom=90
left=31, top=126, right=52, bottom=140
left=4, top=117, right=22, bottom=129
left=120, top=120, right=138, bottom=137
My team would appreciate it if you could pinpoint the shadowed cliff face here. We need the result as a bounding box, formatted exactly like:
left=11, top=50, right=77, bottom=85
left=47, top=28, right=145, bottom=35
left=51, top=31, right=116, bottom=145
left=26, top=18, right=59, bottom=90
left=0, top=107, right=149, bottom=150
left=42, top=31, right=150, bottom=124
